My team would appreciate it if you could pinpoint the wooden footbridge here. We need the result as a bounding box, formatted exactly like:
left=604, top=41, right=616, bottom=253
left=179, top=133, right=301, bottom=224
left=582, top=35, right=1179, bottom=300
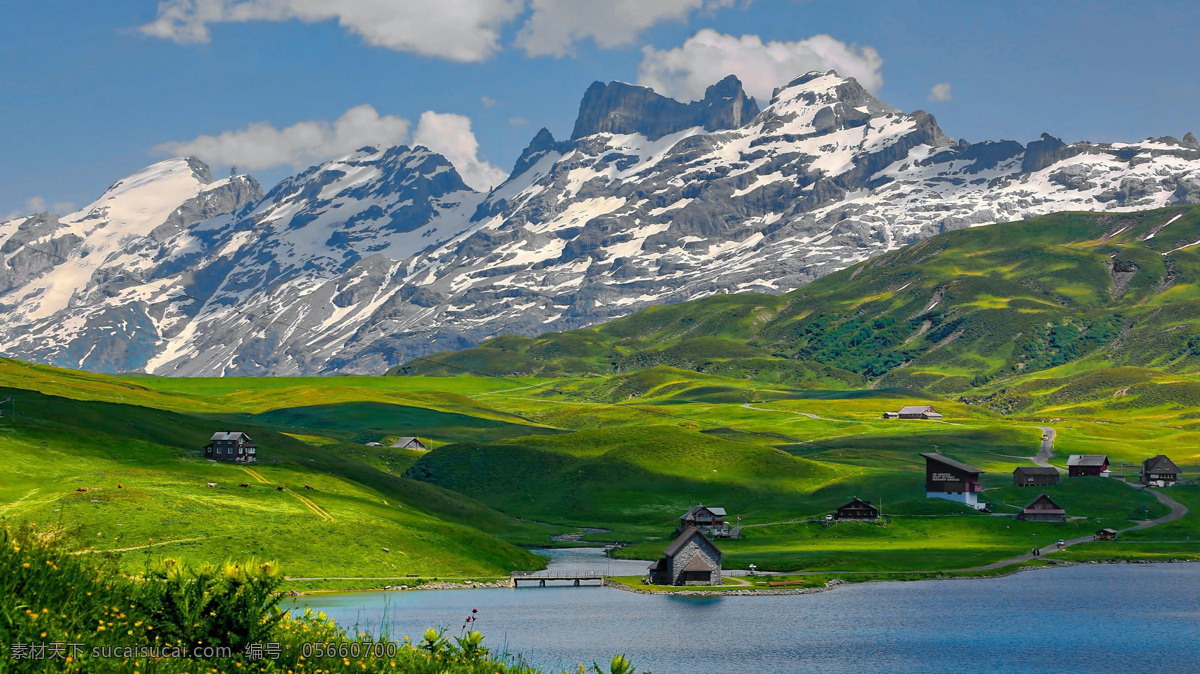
left=510, top=571, right=607, bottom=587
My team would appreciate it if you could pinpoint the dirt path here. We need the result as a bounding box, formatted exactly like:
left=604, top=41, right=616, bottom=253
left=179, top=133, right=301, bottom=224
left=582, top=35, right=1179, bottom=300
left=70, top=536, right=206, bottom=555
left=240, top=466, right=270, bottom=483
left=963, top=482, right=1187, bottom=572
left=740, top=403, right=851, bottom=422
left=241, top=466, right=333, bottom=521
left=288, top=489, right=334, bottom=521
left=1032, top=426, right=1062, bottom=471
left=0, top=488, right=41, bottom=515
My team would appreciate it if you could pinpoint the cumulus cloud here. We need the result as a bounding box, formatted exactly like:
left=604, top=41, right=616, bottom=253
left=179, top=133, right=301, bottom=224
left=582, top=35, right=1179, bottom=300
left=2, top=196, right=78, bottom=220
left=157, top=107, right=506, bottom=190
left=138, top=0, right=524, bottom=62
left=637, top=29, right=884, bottom=103
left=154, top=105, right=411, bottom=171
left=480, top=95, right=498, bottom=108
left=413, top=112, right=508, bottom=191
left=516, top=0, right=744, bottom=57
left=928, top=82, right=953, bottom=102
left=508, top=116, right=530, bottom=127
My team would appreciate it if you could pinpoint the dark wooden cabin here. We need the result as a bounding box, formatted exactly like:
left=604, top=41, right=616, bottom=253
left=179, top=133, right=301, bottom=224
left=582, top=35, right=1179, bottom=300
left=677, top=505, right=728, bottom=535
left=835, top=497, right=879, bottom=520
left=1141, top=455, right=1181, bottom=486
left=1067, top=454, right=1109, bottom=477
left=1094, top=528, right=1118, bottom=541
left=1017, top=492, right=1066, bottom=522
left=204, top=432, right=257, bottom=463
left=647, top=526, right=723, bottom=586
left=1013, top=466, right=1060, bottom=487
left=920, top=452, right=985, bottom=510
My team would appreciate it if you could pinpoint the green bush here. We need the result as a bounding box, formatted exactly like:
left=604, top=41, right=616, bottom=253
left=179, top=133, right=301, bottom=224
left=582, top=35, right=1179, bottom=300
left=0, top=525, right=615, bottom=673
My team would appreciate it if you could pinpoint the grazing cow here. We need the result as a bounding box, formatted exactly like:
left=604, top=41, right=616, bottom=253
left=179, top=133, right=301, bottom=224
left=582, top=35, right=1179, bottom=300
left=303, top=484, right=314, bottom=490
left=206, top=482, right=217, bottom=488
left=75, top=487, right=88, bottom=492
left=117, top=484, right=123, bottom=489
left=239, top=483, right=250, bottom=488
left=276, top=486, right=284, bottom=491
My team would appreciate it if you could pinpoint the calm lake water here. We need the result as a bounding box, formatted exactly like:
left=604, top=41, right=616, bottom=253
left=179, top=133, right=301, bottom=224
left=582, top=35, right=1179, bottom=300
left=294, top=550, right=1200, bottom=674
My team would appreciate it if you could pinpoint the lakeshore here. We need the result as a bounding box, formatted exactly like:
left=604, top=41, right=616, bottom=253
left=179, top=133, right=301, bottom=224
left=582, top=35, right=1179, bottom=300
left=293, top=561, right=1200, bottom=674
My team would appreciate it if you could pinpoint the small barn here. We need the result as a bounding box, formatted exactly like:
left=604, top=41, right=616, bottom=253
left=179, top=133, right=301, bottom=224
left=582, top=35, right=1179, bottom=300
left=204, top=432, right=257, bottom=463
left=677, top=505, right=728, bottom=535
left=898, top=405, right=943, bottom=420
left=1095, top=528, right=1118, bottom=541
left=835, top=497, right=879, bottom=520
left=921, top=452, right=986, bottom=510
left=1017, top=492, right=1066, bottom=522
left=647, top=526, right=722, bottom=586
left=1013, top=466, right=1060, bottom=487
left=1141, top=455, right=1181, bottom=486
left=881, top=411, right=900, bottom=419
left=391, top=437, right=429, bottom=451
left=1067, top=454, right=1109, bottom=477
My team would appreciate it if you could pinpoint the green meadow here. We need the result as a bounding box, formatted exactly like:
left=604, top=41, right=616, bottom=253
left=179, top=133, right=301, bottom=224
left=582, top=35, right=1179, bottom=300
left=3, top=207, right=1200, bottom=586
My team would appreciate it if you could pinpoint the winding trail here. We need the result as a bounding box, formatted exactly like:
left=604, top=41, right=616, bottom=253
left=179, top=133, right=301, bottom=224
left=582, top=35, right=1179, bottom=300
left=70, top=536, right=206, bottom=555
left=740, top=403, right=851, bottom=422
left=964, top=484, right=1188, bottom=572
left=1031, top=426, right=1063, bottom=472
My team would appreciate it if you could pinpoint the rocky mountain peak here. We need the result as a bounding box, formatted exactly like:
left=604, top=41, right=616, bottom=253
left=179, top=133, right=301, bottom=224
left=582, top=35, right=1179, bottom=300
left=1183, top=132, right=1199, bottom=150
left=569, top=76, right=759, bottom=141
left=509, top=127, right=569, bottom=178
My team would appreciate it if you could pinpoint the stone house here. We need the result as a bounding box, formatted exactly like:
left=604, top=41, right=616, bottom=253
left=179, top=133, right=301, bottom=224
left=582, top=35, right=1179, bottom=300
left=647, top=526, right=722, bottom=586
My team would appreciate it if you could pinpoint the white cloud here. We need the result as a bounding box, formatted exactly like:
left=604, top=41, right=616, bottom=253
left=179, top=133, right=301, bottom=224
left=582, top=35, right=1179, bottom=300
left=516, top=0, right=744, bottom=57
left=139, top=0, right=524, bottom=62
left=508, top=116, right=530, bottom=127
left=413, top=112, right=508, bottom=191
left=480, top=95, right=498, bottom=108
left=928, top=82, right=953, bottom=102
left=155, top=106, right=505, bottom=190
left=1, top=196, right=75, bottom=220
left=637, top=29, right=884, bottom=103
left=154, top=105, right=411, bottom=171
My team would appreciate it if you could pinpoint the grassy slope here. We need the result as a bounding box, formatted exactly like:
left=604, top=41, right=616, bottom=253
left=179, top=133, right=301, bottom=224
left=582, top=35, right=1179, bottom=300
left=402, top=206, right=1200, bottom=420
left=0, top=363, right=556, bottom=578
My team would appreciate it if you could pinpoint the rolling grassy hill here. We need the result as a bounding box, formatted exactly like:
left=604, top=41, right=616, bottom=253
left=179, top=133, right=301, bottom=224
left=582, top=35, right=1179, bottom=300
left=4, top=206, right=1200, bottom=581
left=0, top=360, right=559, bottom=579
left=400, top=206, right=1200, bottom=418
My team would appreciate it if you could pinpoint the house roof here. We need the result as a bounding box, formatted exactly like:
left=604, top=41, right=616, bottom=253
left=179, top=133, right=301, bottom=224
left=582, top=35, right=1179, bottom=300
left=899, top=405, right=936, bottom=415
left=647, top=558, right=665, bottom=571
left=920, top=452, right=983, bottom=475
left=682, top=555, right=714, bottom=572
left=1022, top=492, right=1064, bottom=512
left=209, top=431, right=249, bottom=442
left=1097, top=528, right=1118, bottom=535
left=1067, top=454, right=1108, bottom=467
left=838, top=497, right=876, bottom=510
left=392, top=437, right=424, bottom=447
left=1013, top=467, right=1060, bottom=476
left=663, top=526, right=720, bottom=559
left=682, top=505, right=727, bottom=518
left=1143, top=455, right=1181, bottom=473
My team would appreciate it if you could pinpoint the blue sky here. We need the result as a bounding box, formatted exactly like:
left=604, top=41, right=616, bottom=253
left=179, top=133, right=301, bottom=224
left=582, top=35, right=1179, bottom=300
left=3, top=0, right=1199, bottom=217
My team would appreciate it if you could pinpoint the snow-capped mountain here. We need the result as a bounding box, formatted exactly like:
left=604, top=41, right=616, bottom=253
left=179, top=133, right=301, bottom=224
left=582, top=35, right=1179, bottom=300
left=3, top=71, right=1200, bottom=375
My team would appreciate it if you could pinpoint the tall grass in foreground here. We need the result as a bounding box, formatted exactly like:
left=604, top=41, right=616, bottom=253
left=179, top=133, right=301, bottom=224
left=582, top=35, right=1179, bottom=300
left=0, top=525, right=635, bottom=673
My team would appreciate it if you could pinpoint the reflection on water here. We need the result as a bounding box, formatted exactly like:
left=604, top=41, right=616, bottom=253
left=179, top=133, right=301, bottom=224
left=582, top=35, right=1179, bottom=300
left=294, top=552, right=1200, bottom=674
